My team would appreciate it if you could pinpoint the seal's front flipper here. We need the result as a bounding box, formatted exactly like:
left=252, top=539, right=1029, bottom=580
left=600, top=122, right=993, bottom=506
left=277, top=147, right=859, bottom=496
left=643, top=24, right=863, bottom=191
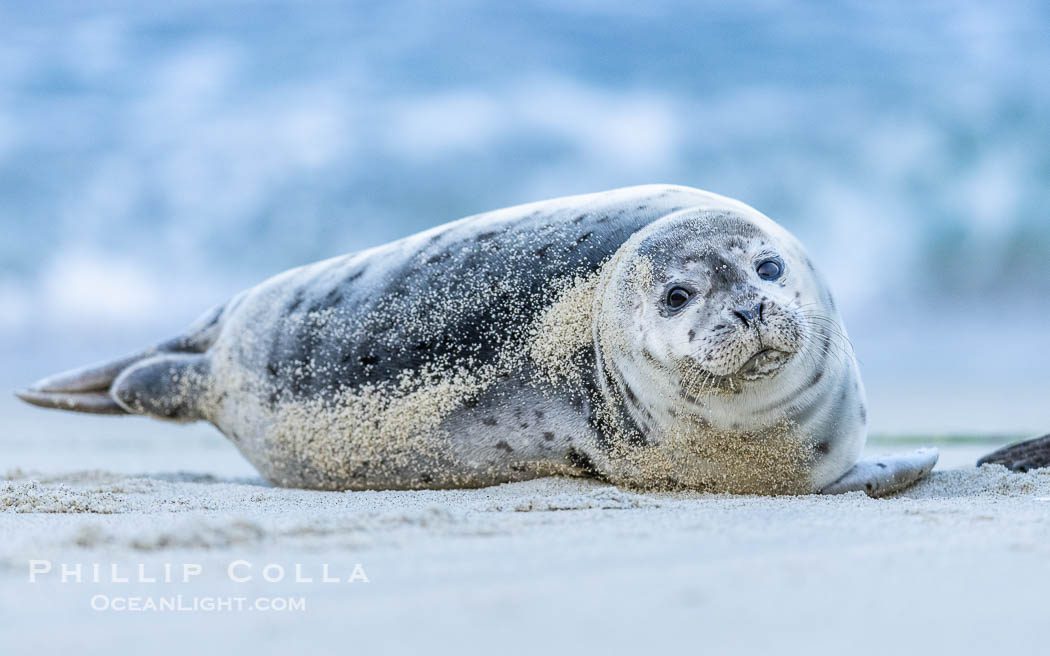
left=821, top=448, right=939, bottom=497
left=977, top=434, right=1050, bottom=472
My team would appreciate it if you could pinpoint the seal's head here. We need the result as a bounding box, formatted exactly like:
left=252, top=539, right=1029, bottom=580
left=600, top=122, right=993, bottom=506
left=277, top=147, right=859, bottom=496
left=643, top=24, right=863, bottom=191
left=594, top=206, right=857, bottom=441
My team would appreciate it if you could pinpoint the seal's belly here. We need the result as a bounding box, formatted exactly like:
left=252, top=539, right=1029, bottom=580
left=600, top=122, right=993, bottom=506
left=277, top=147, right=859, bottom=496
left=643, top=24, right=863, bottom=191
left=210, top=360, right=595, bottom=490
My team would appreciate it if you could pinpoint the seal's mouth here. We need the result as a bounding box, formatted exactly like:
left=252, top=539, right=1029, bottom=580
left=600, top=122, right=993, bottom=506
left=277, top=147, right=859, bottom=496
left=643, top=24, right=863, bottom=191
left=735, top=348, right=792, bottom=380
left=681, top=348, right=795, bottom=399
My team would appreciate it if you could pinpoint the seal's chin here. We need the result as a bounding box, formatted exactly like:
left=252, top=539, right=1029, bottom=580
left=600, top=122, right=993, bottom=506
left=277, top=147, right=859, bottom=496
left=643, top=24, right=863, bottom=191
left=735, top=348, right=793, bottom=381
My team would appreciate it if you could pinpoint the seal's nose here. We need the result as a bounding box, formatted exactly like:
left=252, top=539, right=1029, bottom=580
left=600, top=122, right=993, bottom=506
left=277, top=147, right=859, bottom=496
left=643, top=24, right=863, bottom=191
left=733, top=302, right=765, bottom=327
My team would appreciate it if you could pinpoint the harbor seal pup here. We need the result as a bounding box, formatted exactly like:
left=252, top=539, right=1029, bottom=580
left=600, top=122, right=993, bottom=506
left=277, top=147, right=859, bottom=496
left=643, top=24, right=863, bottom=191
left=16, top=185, right=937, bottom=496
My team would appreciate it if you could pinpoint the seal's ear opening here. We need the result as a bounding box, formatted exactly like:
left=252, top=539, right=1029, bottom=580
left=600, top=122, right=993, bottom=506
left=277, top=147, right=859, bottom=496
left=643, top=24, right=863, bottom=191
left=977, top=434, right=1050, bottom=472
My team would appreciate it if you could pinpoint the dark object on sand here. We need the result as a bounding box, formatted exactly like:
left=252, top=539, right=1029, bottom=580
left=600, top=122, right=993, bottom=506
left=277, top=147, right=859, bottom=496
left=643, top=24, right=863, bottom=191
left=978, top=434, right=1050, bottom=472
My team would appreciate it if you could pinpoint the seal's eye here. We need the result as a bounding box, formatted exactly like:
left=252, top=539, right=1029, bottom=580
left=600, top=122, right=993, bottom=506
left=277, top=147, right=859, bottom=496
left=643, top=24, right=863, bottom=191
left=666, top=286, right=691, bottom=311
left=756, top=258, right=783, bottom=281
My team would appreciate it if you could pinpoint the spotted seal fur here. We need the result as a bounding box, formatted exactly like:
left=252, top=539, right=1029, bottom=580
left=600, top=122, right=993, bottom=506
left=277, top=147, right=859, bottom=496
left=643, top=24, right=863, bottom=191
left=16, top=185, right=938, bottom=496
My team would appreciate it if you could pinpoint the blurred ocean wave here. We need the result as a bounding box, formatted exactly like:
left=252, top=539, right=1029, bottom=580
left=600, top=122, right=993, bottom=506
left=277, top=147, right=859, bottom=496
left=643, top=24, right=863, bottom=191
left=0, top=0, right=1047, bottom=432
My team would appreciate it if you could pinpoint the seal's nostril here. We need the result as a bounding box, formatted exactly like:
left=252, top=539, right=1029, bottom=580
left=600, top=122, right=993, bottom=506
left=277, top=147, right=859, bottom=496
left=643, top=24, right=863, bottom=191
left=734, top=303, right=765, bottom=327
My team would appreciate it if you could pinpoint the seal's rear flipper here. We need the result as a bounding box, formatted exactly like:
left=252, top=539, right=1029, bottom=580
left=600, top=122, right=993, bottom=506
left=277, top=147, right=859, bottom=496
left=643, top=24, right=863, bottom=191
left=16, top=352, right=211, bottom=422
left=15, top=303, right=225, bottom=420
left=15, top=388, right=128, bottom=414
left=821, top=448, right=939, bottom=497
left=110, top=354, right=211, bottom=421
left=977, top=434, right=1050, bottom=472
left=14, top=352, right=147, bottom=415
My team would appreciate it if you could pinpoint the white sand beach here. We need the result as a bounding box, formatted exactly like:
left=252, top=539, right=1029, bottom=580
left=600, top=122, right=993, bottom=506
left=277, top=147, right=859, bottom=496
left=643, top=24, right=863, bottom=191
left=1, top=403, right=1046, bottom=655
